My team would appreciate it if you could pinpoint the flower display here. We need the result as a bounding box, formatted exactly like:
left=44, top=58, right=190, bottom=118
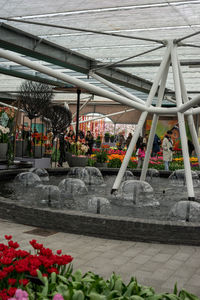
left=0, top=125, right=10, bottom=143
left=0, top=235, right=73, bottom=300
left=0, top=107, right=15, bottom=122
left=31, top=133, right=48, bottom=145
left=69, top=141, right=89, bottom=156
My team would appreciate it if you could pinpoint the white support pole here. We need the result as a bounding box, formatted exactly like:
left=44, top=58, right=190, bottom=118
left=140, top=57, right=171, bottom=181
left=111, top=45, right=171, bottom=193
left=71, top=108, right=135, bottom=125
left=171, top=41, right=195, bottom=200
left=185, top=107, right=200, bottom=116
left=178, top=95, right=200, bottom=113
left=90, top=72, right=148, bottom=106
left=178, top=65, right=200, bottom=167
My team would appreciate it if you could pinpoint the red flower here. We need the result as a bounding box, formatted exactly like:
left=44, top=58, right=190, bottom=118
left=19, top=279, right=29, bottom=286
left=47, top=267, right=59, bottom=274
left=7, top=287, right=17, bottom=297
left=8, top=241, right=19, bottom=249
left=8, top=278, right=16, bottom=286
left=56, top=250, right=62, bottom=255
left=0, top=270, right=7, bottom=279
left=4, top=235, right=12, bottom=240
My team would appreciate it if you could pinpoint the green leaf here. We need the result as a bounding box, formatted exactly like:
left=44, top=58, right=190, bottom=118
left=89, top=292, right=107, bottom=300
left=129, top=296, right=145, bottom=300
left=73, top=269, right=83, bottom=282
left=58, top=274, right=69, bottom=283
left=41, top=276, right=49, bottom=297
left=51, top=271, right=57, bottom=284
left=72, top=290, right=85, bottom=300
left=179, top=290, right=200, bottom=300
left=114, top=278, right=123, bottom=292
left=123, top=281, right=137, bottom=297
left=37, top=269, right=46, bottom=285
left=173, top=282, right=178, bottom=295
left=57, top=284, right=69, bottom=295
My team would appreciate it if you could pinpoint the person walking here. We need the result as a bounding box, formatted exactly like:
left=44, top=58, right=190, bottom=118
left=162, top=130, right=173, bottom=171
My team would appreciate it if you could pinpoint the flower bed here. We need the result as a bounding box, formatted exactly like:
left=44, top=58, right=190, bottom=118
left=0, top=235, right=73, bottom=299
left=0, top=235, right=199, bottom=299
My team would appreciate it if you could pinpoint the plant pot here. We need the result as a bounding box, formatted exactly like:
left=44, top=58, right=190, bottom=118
left=0, top=143, right=8, bottom=160
left=104, top=136, right=110, bottom=143
left=65, top=151, right=73, bottom=166
left=110, top=136, right=115, bottom=143
left=70, top=155, right=88, bottom=167
left=15, top=141, right=28, bottom=157
left=95, top=162, right=107, bottom=168
left=32, top=145, right=45, bottom=158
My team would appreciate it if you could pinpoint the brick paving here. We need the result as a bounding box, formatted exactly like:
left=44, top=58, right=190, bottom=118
left=0, top=218, right=199, bottom=296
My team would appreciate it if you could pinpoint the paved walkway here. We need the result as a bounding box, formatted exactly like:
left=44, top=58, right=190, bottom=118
left=0, top=218, right=200, bottom=296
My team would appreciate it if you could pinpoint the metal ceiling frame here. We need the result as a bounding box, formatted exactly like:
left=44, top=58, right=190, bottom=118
left=0, top=23, right=162, bottom=94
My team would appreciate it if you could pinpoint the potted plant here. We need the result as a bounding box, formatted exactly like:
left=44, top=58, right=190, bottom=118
left=95, top=136, right=101, bottom=148
left=69, top=141, right=89, bottom=167
left=95, top=149, right=108, bottom=167
left=0, top=107, right=15, bottom=161
left=104, top=132, right=110, bottom=143
left=31, top=132, right=46, bottom=158
left=0, top=125, right=9, bottom=160
left=110, top=134, right=115, bottom=143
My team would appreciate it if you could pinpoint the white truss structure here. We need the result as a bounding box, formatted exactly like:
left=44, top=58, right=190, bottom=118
left=0, top=39, right=200, bottom=199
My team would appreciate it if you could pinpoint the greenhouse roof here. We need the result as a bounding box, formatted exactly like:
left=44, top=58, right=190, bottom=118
left=0, top=0, right=200, bottom=108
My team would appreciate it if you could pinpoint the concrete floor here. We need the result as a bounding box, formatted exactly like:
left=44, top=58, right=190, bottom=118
left=0, top=218, right=200, bottom=297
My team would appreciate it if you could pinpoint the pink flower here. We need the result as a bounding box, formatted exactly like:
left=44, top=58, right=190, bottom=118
left=15, top=289, right=28, bottom=299
left=53, top=294, right=64, bottom=300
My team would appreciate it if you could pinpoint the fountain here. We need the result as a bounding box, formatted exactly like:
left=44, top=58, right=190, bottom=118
left=0, top=166, right=200, bottom=245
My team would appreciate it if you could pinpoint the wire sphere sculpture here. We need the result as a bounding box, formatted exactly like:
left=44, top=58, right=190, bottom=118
left=19, top=81, right=54, bottom=119
left=44, top=104, right=72, bottom=136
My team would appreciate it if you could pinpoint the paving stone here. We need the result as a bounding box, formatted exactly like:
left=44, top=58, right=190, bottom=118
left=184, top=257, right=200, bottom=268
left=142, top=247, right=161, bottom=256
left=118, top=261, right=141, bottom=275
left=151, top=267, right=174, bottom=281
left=130, top=254, right=152, bottom=264
left=174, top=265, right=198, bottom=279
left=151, top=253, right=171, bottom=263
left=133, top=270, right=155, bottom=281
left=187, top=274, right=200, bottom=287
left=140, top=261, right=164, bottom=272
left=172, top=252, right=191, bottom=261
left=111, top=255, right=131, bottom=266
left=164, top=259, right=184, bottom=270
left=123, top=247, right=144, bottom=257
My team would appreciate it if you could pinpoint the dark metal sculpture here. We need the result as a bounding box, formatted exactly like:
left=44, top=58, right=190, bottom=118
left=44, top=104, right=72, bottom=136
left=19, top=81, right=54, bottom=119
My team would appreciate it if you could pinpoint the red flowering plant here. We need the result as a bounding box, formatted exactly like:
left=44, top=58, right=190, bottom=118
left=0, top=235, right=73, bottom=300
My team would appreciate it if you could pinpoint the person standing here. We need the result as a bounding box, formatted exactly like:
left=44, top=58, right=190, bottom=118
left=126, top=132, right=132, bottom=149
left=162, top=130, right=173, bottom=171
left=58, top=130, right=66, bottom=167
left=137, top=143, right=146, bottom=169
left=152, top=134, right=161, bottom=157
left=85, top=130, right=94, bottom=155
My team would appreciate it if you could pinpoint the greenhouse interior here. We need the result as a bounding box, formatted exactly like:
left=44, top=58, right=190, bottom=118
left=1, top=1, right=200, bottom=299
